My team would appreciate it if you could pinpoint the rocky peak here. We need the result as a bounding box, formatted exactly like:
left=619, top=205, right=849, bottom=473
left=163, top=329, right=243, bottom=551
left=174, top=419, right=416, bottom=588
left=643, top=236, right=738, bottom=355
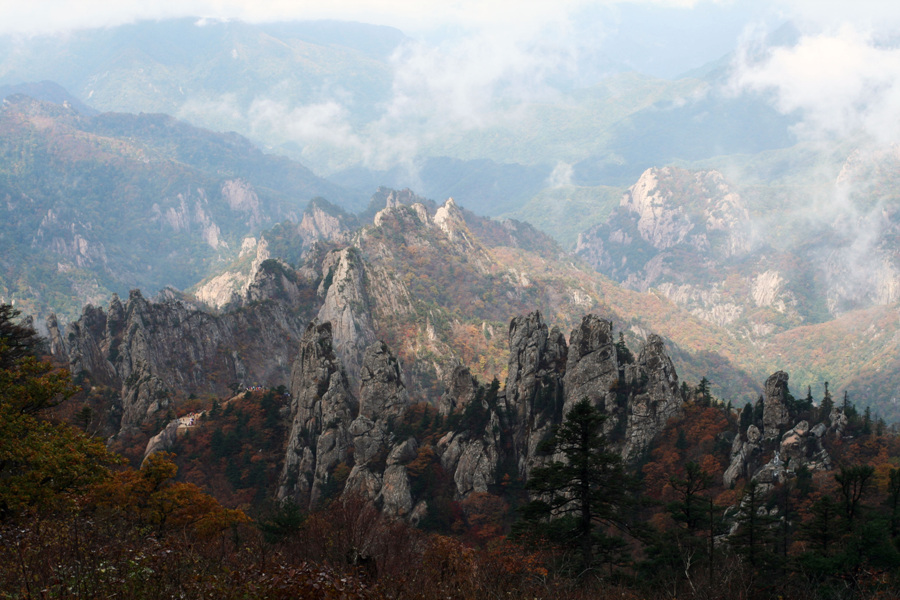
left=358, top=341, right=409, bottom=423
left=621, top=168, right=694, bottom=251
left=54, top=284, right=311, bottom=436
left=724, top=370, right=834, bottom=489
left=297, top=197, right=356, bottom=248
left=763, top=371, right=792, bottom=440
left=438, top=364, right=479, bottom=416
left=433, top=198, right=469, bottom=242
left=621, top=334, right=683, bottom=462
left=505, top=311, right=567, bottom=477
left=221, top=178, right=263, bottom=228
left=244, top=258, right=307, bottom=306
left=280, top=320, right=358, bottom=506
left=373, top=202, right=430, bottom=229
left=563, top=314, right=618, bottom=417
left=316, top=247, right=377, bottom=389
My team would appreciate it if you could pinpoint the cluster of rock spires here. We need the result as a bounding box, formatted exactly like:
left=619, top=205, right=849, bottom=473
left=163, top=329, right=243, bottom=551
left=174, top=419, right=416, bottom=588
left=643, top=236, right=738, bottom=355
left=723, top=371, right=844, bottom=490
left=47, top=283, right=316, bottom=435
left=45, top=190, right=584, bottom=437
left=44, top=183, right=855, bottom=524
left=276, top=311, right=684, bottom=515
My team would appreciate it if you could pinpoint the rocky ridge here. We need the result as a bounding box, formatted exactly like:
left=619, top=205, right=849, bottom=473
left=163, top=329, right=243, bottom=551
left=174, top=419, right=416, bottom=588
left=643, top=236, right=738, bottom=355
left=575, top=166, right=809, bottom=340
left=50, top=275, right=317, bottom=436
left=277, top=310, right=685, bottom=514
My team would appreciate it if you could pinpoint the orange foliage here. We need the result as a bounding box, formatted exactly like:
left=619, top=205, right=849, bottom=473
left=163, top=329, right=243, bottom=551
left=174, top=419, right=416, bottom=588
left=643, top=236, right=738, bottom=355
left=91, top=452, right=248, bottom=537
left=642, top=403, right=732, bottom=501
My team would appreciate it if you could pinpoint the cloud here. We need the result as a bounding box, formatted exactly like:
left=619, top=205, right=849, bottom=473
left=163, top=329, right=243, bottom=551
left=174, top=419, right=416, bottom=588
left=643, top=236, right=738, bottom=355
left=731, top=25, right=900, bottom=145
left=547, top=162, right=575, bottom=187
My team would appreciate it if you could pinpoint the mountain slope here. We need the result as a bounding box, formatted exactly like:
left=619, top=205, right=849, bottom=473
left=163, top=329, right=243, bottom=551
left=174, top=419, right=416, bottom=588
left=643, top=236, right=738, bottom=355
left=0, top=95, right=357, bottom=322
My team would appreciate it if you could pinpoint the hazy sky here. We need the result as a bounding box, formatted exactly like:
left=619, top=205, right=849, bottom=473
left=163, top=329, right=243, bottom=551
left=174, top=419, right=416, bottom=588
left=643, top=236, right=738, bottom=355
left=1, top=1, right=762, bottom=37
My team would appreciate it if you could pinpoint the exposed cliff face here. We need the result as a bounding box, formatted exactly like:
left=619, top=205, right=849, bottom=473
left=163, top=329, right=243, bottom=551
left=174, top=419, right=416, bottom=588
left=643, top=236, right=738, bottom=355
left=621, top=334, right=683, bottom=462
left=297, top=197, right=357, bottom=248
left=317, top=247, right=377, bottom=388
left=762, top=371, right=792, bottom=440
left=358, top=341, right=409, bottom=423
left=273, top=309, right=684, bottom=514
left=192, top=197, right=354, bottom=311
left=279, top=320, right=358, bottom=506
left=563, top=315, right=618, bottom=419
left=575, top=167, right=808, bottom=340
left=278, top=322, right=423, bottom=516
left=51, top=280, right=315, bottom=435
left=505, top=312, right=567, bottom=478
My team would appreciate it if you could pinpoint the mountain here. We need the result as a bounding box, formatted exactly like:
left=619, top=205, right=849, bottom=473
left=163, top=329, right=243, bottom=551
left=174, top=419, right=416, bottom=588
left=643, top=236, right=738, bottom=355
left=573, top=158, right=900, bottom=419
left=52, top=190, right=766, bottom=444
left=0, top=19, right=800, bottom=197
left=0, top=94, right=359, bottom=322
left=0, top=18, right=402, bottom=125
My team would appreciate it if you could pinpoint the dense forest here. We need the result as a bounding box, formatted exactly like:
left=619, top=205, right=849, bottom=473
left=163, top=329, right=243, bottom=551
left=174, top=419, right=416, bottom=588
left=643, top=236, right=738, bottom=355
left=4, top=303, right=900, bottom=599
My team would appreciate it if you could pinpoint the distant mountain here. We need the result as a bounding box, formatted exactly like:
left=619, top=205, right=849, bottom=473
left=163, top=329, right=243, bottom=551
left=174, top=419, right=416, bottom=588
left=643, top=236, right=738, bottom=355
left=0, top=18, right=402, bottom=125
left=0, top=94, right=359, bottom=322
left=573, top=158, right=900, bottom=419
left=0, top=80, right=97, bottom=115
left=0, top=19, right=798, bottom=194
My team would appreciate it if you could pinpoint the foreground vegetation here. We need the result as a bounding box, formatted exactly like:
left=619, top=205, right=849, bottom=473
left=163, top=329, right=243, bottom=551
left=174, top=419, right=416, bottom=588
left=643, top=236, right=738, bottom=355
left=4, top=304, right=900, bottom=599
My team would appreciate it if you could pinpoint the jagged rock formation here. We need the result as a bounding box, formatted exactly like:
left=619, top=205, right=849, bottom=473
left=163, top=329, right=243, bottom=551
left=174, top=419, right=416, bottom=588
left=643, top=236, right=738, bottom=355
left=317, top=247, right=377, bottom=388
left=505, top=312, right=567, bottom=478
left=358, top=341, right=409, bottom=422
left=762, top=371, right=792, bottom=440
left=621, top=334, right=683, bottom=462
left=437, top=365, right=479, bottom=416
left=563, top=315, right=618, bottom=419
left=279, top=322, right=424, bottom=516
left=724, top=371, right=842, bottom=488
left=50, top=282, right=315, bottom=435
left=278, top=320, right=358, bottom=506
left=275, top=308, right=685, bottom=518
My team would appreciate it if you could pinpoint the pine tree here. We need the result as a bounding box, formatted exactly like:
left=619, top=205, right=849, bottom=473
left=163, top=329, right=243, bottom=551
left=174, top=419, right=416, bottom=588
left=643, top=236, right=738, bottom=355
left=730, top=481, right=775, bottom=569
left=517, top=399, right=631, bottom=573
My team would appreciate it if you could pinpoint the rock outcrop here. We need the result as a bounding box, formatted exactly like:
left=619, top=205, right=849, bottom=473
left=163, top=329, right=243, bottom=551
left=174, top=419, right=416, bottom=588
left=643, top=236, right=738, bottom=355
left=316, top=247, right=377, bottom=389
left=279, top=321, right=358, bottom=506
left=272, top=309, right=685, bottom=515
left=505, top=312, right=567, bottom=478
left=574, top=166, right=810, bottom=341
left=762, top=371, right=792, bottom=440
left=621, top=334, right=683, bottom=462
left=723, top=371, right=838, bottom=489
left=563, top=315, right=618, bottom=418
left=50, top=282, right=314, bottom=435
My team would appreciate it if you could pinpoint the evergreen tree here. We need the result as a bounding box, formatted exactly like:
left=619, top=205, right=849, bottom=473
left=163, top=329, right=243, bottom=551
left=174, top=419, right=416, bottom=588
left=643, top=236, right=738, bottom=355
left=0, top=305, right=43, bottom=371
left=819, top=382, right=834, bottom=424
left=835, top=465, right=874, bottom=523
left=669, top=461, right=712, bottom=533
left=730, top=481, right=775, bottom=569
left=696, top=377, right=712, bottom=406
left=615, top=332, right=634, bottom=365
left=517, top=399, right=631, bottom=573
left=801, top=495, right=840, bottom=556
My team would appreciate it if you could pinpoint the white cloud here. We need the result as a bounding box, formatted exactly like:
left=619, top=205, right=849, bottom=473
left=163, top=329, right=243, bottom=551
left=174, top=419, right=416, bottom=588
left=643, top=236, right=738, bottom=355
left=732, top=26, right=900, bottom=145
left=547, top=162, right=575, bottom=187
